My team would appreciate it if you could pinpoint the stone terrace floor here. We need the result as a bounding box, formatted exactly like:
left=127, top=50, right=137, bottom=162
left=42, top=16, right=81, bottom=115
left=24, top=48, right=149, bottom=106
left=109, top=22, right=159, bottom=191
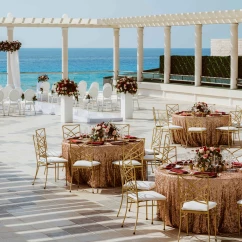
left=0, top=96, right=241, bottom=242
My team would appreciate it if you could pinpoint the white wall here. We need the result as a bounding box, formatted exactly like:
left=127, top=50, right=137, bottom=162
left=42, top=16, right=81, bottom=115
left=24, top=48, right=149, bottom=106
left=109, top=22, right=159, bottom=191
left=139, top=82, right=242, bottom=108
left=211, top=39, right=242, bottom=56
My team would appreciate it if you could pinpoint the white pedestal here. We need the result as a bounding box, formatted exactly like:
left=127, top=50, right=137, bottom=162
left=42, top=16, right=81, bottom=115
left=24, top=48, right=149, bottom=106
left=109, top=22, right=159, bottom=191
left=121, top=93, right=133, bottom=119
left=61, top=96, right=73, bottom=123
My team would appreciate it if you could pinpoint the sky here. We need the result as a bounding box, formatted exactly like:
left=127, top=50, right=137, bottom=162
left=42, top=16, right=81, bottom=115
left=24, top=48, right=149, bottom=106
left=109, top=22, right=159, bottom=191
left=0, top=0, right=241, bottom=48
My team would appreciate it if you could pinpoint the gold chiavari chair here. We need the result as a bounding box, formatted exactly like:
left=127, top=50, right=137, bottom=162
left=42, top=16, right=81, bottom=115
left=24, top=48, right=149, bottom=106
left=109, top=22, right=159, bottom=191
left=120, top=164, right=166, bottom=234
left=216, top=111, right=241, bottom=148
left=185, top=116, right=207, bottom=147
left=166, top=104, right=179, bottom=122
left=112, top=138, right=145, bottom=187
left=238, top=200, right=242, bottom=234
left=116, top=138, right=156, bottom=217
left=62, top=124, right=81, bottom=139
left=69, top=142, right=100, bottom=193
left=153, top=134, right=177, bottom=166
left=114, top=123, right=130, bottom=136
left=32, top=135, right=68, bottom=189
left=177, top=175, right=217, bottom=242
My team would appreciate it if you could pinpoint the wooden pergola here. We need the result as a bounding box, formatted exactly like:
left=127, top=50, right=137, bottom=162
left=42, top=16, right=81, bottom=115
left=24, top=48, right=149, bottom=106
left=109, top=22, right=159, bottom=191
left=1, top=9, right=242, bottom=89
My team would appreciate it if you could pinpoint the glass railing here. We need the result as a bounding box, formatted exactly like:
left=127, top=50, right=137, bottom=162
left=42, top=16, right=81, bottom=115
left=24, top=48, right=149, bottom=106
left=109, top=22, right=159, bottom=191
left=0, top=71, right=114, bottom=90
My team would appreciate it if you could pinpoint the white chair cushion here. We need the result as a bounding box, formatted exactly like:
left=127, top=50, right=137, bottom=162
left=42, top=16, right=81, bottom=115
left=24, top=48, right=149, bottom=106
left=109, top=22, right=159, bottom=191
left=128, top=191, right=166, bottom=201
left=216, top=126, right=238, bottom=131
left=182, top=201, right=217, bottom=212
left=162, top=125, right=183, bottom=130
left=143, top=154, right=154, bottom=160
left=46, top=157, right=68, bottom=163
left=47, top=150, right=62, bottom=157
left=124, top=160, right=141, bottom=166
left=145, top=148, right=159, bottom=155
left=112, top=160, right=122, bottom=165
left=237, top=200, right=242, bottom=205
left=73, top=160, right=100, bottom=167
left=124, top=181, right=156, bottom=190
left=188, top=127, right=207, bottom=132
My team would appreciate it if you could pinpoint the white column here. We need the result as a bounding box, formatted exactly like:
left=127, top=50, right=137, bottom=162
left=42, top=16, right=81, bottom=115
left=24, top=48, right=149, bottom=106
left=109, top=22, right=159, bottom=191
left=195, top=24, right=202, bottom=87
left=230, top=23, right=238, bottom=90
left=137, top=27, right=144, bottom=82
left=113, top=28, right=120, bottom=81
left=7, top=27, right=14, bottom=87
left=164, top=26, right=171, bottom=84
left=62, top=27, right=68, bottom=79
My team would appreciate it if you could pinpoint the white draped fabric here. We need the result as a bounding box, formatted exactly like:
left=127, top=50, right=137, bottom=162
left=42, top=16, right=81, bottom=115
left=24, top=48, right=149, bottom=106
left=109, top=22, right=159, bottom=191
left=9, top=51, right=21, bottom=88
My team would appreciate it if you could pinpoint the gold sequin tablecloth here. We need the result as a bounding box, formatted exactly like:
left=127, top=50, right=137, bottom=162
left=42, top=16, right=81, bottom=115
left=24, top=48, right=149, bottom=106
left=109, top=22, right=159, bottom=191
left=62, top=140, right=145, bottom=188
left=155, top=169, right=242, bottom=234
left=172, top=114, right=230, bottom=146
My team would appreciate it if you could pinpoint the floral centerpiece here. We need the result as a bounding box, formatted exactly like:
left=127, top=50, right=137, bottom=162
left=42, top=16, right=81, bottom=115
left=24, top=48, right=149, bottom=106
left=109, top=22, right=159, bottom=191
left=0, top=40, right=22, bottom=53
left=115, top=76, right=138, bottom=95
left=191, top=102, right=210, bottom=116
left=56, top=78, right=79, bottom=101
left=104, top=122, right=119, bottom=139
left=38, top=74, right=49, bottom=82
left=196, top=146, right=222, bottom=172
left=90, top=122, right=106, bottom=141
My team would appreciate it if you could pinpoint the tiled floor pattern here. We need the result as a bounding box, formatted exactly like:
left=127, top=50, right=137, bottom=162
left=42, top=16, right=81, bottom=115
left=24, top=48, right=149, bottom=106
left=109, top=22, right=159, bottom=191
left=0, top=96, right=242, bottom=241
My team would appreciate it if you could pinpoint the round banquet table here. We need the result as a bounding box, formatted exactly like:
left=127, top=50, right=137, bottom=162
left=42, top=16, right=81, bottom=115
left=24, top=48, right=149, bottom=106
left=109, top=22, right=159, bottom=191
left=155, top=169, right=242, bottom=234
left=172, top=114, right=230, bottom=146
left=62, top=139, right=146, bottom=188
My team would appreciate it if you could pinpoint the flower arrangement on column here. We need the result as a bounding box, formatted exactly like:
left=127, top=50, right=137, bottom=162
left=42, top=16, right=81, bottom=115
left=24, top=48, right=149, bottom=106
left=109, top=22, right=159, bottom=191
left=56, top=78, right=79, bottom=123
left=115, top=76, right=138, bottom=119
left=38, top=74, right=49, bottom=82
left=0, top=40, right=21, bottom=53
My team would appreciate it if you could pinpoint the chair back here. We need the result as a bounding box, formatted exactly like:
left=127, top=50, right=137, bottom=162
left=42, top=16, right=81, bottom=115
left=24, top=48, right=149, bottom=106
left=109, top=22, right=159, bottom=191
left=78, top=81, right=87, bottom=93
left=103, top=86, right=112, bottom=99
left=33, top=135, right=47, bottom=162
left=88, top=87, right=99, bottom=99
left=156, top=109, right=169, bottom=127
left=154, top=134, right=177, bottom=164
left=41, top=82, right=50, bottom=92
left=2, top=86, right=13, bottom=99
left=35, top=128, right=47, bottom=140
left=166, top=104, right=179, bottom=120
left=69, top=142, right=94, bottom=168
left=9, top=89, right=20, bottom=101
left=0, top=90, right=4, bottom=102
left=51, top=84, right=57, bottom=92
left=186, top=116, right=204, bottom=129
left=103, top=83, right=112, bottom=89
left=115, top=124, right=130, bottom=136
left=178, top=175, right=211, bottom=210
left=24, top=89, right=36, bottom=101
left=78, top=85, right=86, bottom=97
left=62, top=124, right=81, bottom=139
left=122, top=138, right=145, bottom=164
left=90, top=82, right=99, bottom=91
left=230, top=111, right=241, bottom=127
left=15, top=87, right=23, bottom=96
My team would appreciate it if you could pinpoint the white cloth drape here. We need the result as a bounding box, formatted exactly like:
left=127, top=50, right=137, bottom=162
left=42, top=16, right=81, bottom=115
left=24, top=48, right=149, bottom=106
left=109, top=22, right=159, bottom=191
left=9, top=51, right=21, bottom=88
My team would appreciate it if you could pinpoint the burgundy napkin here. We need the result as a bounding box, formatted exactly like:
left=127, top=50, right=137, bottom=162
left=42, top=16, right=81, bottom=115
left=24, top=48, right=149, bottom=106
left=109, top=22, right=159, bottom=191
left=80, top=134, right=90, bottom=138
left=170, top=168, right=188, bottom=174
left=87, top=141, right=104, bottom=145
left=165, top=163, right=176, bottom=170
left=176, top=160, right=192, bottom=165
left=193, top=172, right=217, bottom=178
left=67, top=136, right=80, bottom=140
left=232, top=162, right=242, bottom=168
left=124, top=135, right=137, bottom=139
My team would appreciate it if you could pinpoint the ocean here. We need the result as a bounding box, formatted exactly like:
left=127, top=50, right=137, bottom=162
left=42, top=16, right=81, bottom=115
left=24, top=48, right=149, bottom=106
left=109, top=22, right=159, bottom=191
left=0, top=48, right=210, bottom=90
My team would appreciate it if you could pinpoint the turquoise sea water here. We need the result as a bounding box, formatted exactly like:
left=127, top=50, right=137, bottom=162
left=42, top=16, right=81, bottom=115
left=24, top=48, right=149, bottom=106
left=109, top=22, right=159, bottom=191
left=0, top=48, right=210, bottom=90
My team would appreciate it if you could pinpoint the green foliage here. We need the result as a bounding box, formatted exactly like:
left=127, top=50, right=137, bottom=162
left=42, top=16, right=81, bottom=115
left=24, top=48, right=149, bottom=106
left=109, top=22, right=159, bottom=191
left=159, top=55, right=242, bottom=79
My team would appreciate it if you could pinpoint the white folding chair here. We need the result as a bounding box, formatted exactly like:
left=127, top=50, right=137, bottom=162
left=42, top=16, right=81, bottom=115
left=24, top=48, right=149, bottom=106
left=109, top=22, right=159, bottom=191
left=5, top=89, right=21, bottom=115
left=22, top=89, right=36, bottom=115
left=87, top=87, right=99, bottom=110
left=98, top=86, right=113, bottom=111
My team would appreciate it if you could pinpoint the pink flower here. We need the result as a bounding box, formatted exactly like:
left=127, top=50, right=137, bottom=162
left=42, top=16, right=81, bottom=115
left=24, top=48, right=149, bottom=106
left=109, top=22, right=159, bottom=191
left=112, top=130, right=117, bottom=136
left=210, top=147, right=215, bottom=151
left=203, top=154, right=208, bottom=159
left=105, top=128, right=110, bottom=133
